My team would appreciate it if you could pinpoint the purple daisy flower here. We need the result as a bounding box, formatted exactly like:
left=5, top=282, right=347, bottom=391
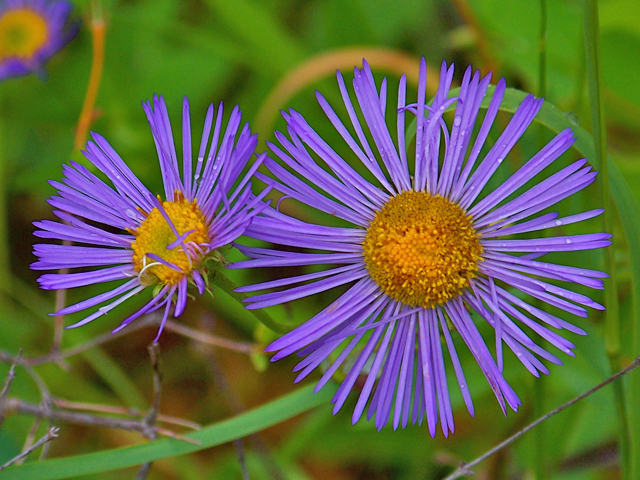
left=33, top=96, right=269, bottom=341
left=231, top=60, right=611, bottom=434
left=0, top=0, right=78, bottom=81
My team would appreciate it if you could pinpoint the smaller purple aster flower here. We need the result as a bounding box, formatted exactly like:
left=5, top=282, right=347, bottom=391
left=33, top=96, right=269, bottom=341
left=0, top=0, right=78, bottom=81
left=232, top=59, right=611, bottom=434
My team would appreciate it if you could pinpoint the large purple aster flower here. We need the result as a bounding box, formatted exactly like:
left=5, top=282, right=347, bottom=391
left=33, top=96, right=269, bottom=340
left=0, top=0, right=78, bottom=81
left=232, top=60, right=611, bottom=434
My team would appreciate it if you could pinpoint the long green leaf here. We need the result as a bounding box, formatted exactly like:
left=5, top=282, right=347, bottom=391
left=0, top=118, right=10, bottom=297
left=0, top=383, right=337, bottom=479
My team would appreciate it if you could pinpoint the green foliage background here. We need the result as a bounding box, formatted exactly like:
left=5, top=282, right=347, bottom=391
left=0, top=0, right=639, bottom=479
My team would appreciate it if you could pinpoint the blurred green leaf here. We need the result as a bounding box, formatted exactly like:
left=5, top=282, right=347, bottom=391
left=356, top=0, right=424, bottom=43
left=205, top=0, right=306, bottom=76
left=81, top=347, right=147, bottom=410
left=599, top=0, right=640, bottom=35
left=305, top=0, right=377, bottom=47
left=601, top=29, right=640, bottom=107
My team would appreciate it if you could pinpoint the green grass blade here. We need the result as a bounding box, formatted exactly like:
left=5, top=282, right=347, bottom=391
left=0, top=115, right=11, bottom=298
left=581, top=1, right=628, bottom=476
left=0, top=383, right=337, bottom=479
left=535, top=2, right=548, bottom=478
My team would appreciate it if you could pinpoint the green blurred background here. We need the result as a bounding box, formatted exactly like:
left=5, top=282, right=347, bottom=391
left=1, top=0, right=639, bottom=478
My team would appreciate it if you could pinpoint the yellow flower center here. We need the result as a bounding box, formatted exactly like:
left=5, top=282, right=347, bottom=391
left=0, top=9, right=49, bottom=62
left=363, top=191, right=482, bottom=308
left=131, top=195, right=209, bottom=285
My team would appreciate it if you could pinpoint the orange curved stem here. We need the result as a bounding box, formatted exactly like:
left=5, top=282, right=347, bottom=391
left=73, top=2, right=105, bottom=151
left=255, top=47, right=441, bottom=143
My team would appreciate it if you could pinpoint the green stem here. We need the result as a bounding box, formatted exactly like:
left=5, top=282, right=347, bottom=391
left=572, top=28, right=587, bottom=115
left=534, top=4, right=548, bottom=479
left=581, top=1, right=629, bottom=478
left=0, top=107, right=11, bottom=298
left=538, top=0, right=547, bottom=101
left=583, top=0, right=619, bottom=360
left=208, top=265, right=288, bottom=334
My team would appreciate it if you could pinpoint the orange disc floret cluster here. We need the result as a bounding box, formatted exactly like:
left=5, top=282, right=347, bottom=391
left=0, top=9, right=49, bottom=61
left=363, top=191, right=483, bottom=308
left=131, top=194, right=209, bottom=285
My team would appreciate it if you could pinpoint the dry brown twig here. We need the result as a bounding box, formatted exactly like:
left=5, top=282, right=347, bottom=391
left=19, top=364, right=55, bottom=463
left=2, top=342, right=200, bottom=443
left=0, top=350, right=22, bottom=431
left=164, top=319, right=257, bottom=354
left=145, top=343, right=163, bottom=439
left=51, top=398, right=202, bottom=430
left=0, top=427, right=60, bottom=471
left=0, top=340, right=199, bottom=479
left=5, top=397, right=157, bottom=436
left=3, top=397, right=200, bottom=445
left=0, top=314, right=159, bottom=368
left=442, top=356, right=640, bottom=480
left=0, top=349, right=21, bottom=405
left=19, top=419, right=44, bottom=465
left=135, top=343, right=163, bottom=480
left=0, top=308, right=257, bottom=476
left=0, top=310, right=253, bottom=369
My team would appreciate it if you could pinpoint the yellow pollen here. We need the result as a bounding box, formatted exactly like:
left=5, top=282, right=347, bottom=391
left=131, top=194, right=209, bottom=285
left=363, top=191, right=482, bottom=308
left=0, top=9, right=49, bottom=62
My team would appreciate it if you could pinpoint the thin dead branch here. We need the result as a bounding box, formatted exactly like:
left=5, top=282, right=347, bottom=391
left=0, top=427, right=59, bottom=471
left=442, top=356, right=640, bottom=480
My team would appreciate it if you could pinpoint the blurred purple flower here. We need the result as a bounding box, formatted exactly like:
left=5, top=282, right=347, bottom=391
left=33, top=96, right=269, bottom=341
left=0, top=0, right=78, bottom=81
left=232, top=60, right=611, bottom=434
